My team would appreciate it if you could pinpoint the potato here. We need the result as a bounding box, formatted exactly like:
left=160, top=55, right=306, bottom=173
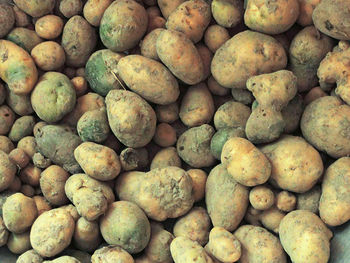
left=312, top=0, right=350, bottom=40
left=83, top=0, right=112, bottom=27
left=7, top=231, right=31, bottom=254
left=177, top=124, right=216, bottom=168
left=289, top=26, right=334, bottom=92
left=59, top=0, right=83, bottom=18
left=116, top=167, right=194, bottom=221
left=281, top=94, right=304, bottom=133
left=0, top=216, right=9, bottom=246
left=74, top=142, right=121, bottom=181
left=0, top=136, right=14, bottom=154
left=221, top=137, right=271, bottom=187
left=179, top=83, right=214, bottom=127
left=301, top=96, right=350, bottom=158
left=19, top=165, right=41, bottom=186
left=6, top=90, right=33, bottom=116
left=20, top=184, right=35, bottom=197
left=196, top=45, right=213, bottom=81
left=0, top=105, right=15, bottom=135
left=32, top=152, right=51, bottom=169
left=235, top=225, right=287, bottom=263
left=156, top=102, right=179, bottom=123
left=33, top=196, right=52, bottom=216
left=65, top=173, right=115, bottom=221
left=276, top=191, right=297, bottom=212
left=0, top=83, right=5, bottom=105
left=211, top=30, right=287, bottom=89
left=140, top=28, right=164, bottom=61
left=17, top=136, right=36, bottom=158
left=17, top=249, right=43, bottom=263
left=204, top=25, right=230, bottom=53
left=91, top=246, right=134, bottom=263
left=30, top=208, right=75, bottom=257
left=13, top=5, right=30, bottom=27
left=214, top=101, right=251, bottom=130
left=3, top=193, right=37, bottom=234
left=73, top=217, right=101, bottom=252
left=147, top=15, right=166, bottom=33
left=35, top=15, right=64, bottom=40
left=59, top=204, right=80, bottom=222
left=187, top=169, right=207, bottom=202
left=40, top=165, right=69, bottom=206
left=205, top=227, right=241, bottom=263
left=206, top=164, right=249, bottom=231
left=120, top=147, right=148, bottom=171
left=43, top=256, right=80, bottom=263
left=85, top=49, right=124, bottom=96
left=8, top=116, right=35, bottom=142
left=153, top=123, right=177, bottom=147
left=207, top=76, right=230, bottom=96
left=249, top=186, right=275, bottom=210
left=157, top=0, right=185, bottom=18
left=0, top=150, right=16, bottom=192
left=297, top=0, right=321, bottom=26
left=244, top=0, right=300, bottom=34
left=106, top=90, right=156, bottom=148
left=296, top=185, right=321, bottom=213
left=279, top=210, right=333, bottom=263
left=231, top=88, right=254, bottom=105
left=211, top=0, right=243, bottom=28
left=31, top=41, right=65, bottom=71
left=304, top=87, right=327, bottom=105
left=100, top=0, right=148, bottom=52
left=0, top=3, right=15, bottom=38
left=150, top=147, right=181, bottom=170
left=156, top=30, right=204, bottom=85
left=35, top=125, right=82, bottom=174
left=147, top=6, right=161, bottom=17
left=100, top=201, right=151, bottom=254
left=117, top=55, right=179, bottom=105
left=259, top=206, right=285, bottom=233
left=13, top=0, right=55, bottom=17
left=0, top=40, right=38, bottom=95
left=6, top=28, right=43, bottom=53
left=71, top=76, right=88, bottom=97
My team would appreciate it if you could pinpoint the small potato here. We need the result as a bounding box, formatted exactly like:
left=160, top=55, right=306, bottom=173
left=211, top=0, right=243, bottom=28
left=32, top=152, right=51, bottom=169
left=3, top=193, right=37, bottom=234
left=279, top=210, right=332, bottom=263
left=206, top=164, right=249, bottom=231
left=19, top=165, right=41, bottom=186
left=234, top=225, right=287, bottom=263
left=147, top=6, right=161, bottom=17
left=157, top=0, right=185, bottom=19
left=156, top=102, right=179, bottom=123
left=84, top=0, right=112, bottom=27
left=59, top=0, right=83, bottom=18
left=74, top=142, right=121, bottom=181
left=9, top=148, right=29, bottom=168
left=214, top=101, right=251, bottom=130
left=281, top=94, right=304, bottom=134
left=276, top=191, right=297, bottom=212
left=205, top=227, right=241, bottom=263
left=156, top=30, right=204, bottom=85
left=207, top=76, right=230, bottom=96
left=16, top=249, right=43, bottom=263
left=179, top=83, right=215, bottom=127
left=249, top=186, right=275, bottom=210
left=231, top=88, right=254, bottom=105
left=297, top=185, right=321, bottom=213
left=297, top=0, right=321, bottom=26
left=17, top=136, right=36, bottom=158
left=221, top=137, right=271, bottom=187
left=100, top=201, right=151, bottom=254
left=304, top=87, right=327, bottom=105
left=33, top=196, right=52, bottom=216
left=187, top=169, right=207, bottom=202
left=30, top=208, right=75, bottom=257
left=100, top=0, right=148, bottom=52
left=8, top=116, right=35, bottom=142
left=0, top=105, right=15, bottom=135
left=8, top=175, right=21, bottom=192
left=0, top=136, right=14, bottom=154
left=117, top=55, right=180, bottom=105
left=259, top=206, right=285, bottom=233
left=261, top=135, right=323, bottom=193
left=140, top=28, right=164, bottom=61
left=91, top=246, right=134, bottom=263
left=153, top=123, right=177, bottom=147
left=14, top=0, right=55, bottom=17
left=73, top=217, right=101, bottom=252
left=0, top=3, right=15, bottom=38
left=31, top=41, right=66, bottom=71
left=0, top=150, right=17, bottom=192
left=195, top=44, right=213, bottom=80
left=7, top=231, right=31, bottom=255
left=120, top=147, right=149, bottom=171
left=177, top=124, right=216, bottom=168
left=6, top=28, right=43, bottom=53
left=204, top=25, right=230, bottom=53
left=147, top=15, right=166, bottom=33
left=71, top=76, right=88, bottom=97
left=35, top=15, right=64, bottom=40
left=150, top=147, right=181, bottom=170
left=20, top=184, right=35, bottom=197
left=0, top=216, right=9, bottom=246
left=6, top=91, right=33, bottom=116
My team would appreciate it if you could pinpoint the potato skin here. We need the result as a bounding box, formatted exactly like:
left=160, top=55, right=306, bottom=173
left=83, top=0, right=112, bottom=27
left=140, top=28, right=164, bottom=61
left=211, top=0, right=243, bottom=28
left=156, top=30, right=204, bottom=85
left=7, top=27, right=43, bottom=53
left=150, top=146, right=181, bottom=170
left=100, top=0, right=148, bottom=52
left=0, top=216, right=9, bottom=246
left=297, top=0, right=321, bottom=26
left=0, top=3, right=15, bottom=38
left=157, top=0, right=186, bottom=19
left=6, top=91, right=33, bottom=116
left=17, top=249, right=43, bottom=263
left=205, top=164, right=249, bottom=231
left=211, top=30, right=287, bottom=89
left=13, top=0, right=55, bottom=17
left=35, top=15, right=64, bottom=40
left=91, top=245, right=134, bottom=263
left=31, top=41, right=66, bottom=71
left=214, top=101, right=251, bottom=130
left=8, top=115, right=35, bottom=142
left=204, top=25, right=230, bottom=53
left=73, top=217, right=101, bottom=252
left=297, top=185, right=321, bottom=213
left=0, top=150, right=16, bottom=192
left=117, top=55, right=179, bottom=105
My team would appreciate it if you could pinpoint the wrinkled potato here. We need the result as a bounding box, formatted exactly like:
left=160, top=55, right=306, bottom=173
left=150, top=147, right=181, bottom=170
left=35, top=15, right=64, bottom=40
left=0, top=3, right=15, bottom=38
left=73, top=217, right=101, bottom=252
left=31, top=41, right=66, bottom=71
left=249, top=186, right=275, bottom=210
left=211, top=0, right=243, bottom=28
left=259, top=206, right=285, bottom=233
left=276, top=191, right=297, bottom=212
left=17, top=249, right=43, bottom=263
left=13, top=0, right=55, bottom=17
left=8, top=115, right=35, bottom=142
left=83, top=0, right=112, bottom=27
left=297, top=185, right=321, bottom=213
left=91, top=245, right=134, bottom=263
left=6, top=91, right=33, bottom=116
left=6, top=27, right=43, bottom=53
left=0, top=150, right=16, bottom=192
left=140, top=28, right=164, bottom=61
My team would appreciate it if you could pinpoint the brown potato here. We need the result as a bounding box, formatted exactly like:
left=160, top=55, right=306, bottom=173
left=259, top=206, right=285, bottom=233
left=59, top=0, right=83, bottom=18
left=276, top=191, right=297, bottom=212
left=19, top=165, right=41, bottom=186
left=204, top=25, right=230, bottom=53
left=187, top=169, right=207, bottom=202
left=297, top=0, right=321, bottom=26
left=92, top=245, right=134, bottom=263
left=0, top=105, right=15, bottom=135
left=0, top=136, right=14, bottom=154
left=157, top=0, right=186, bottom=19
left=214, top=101, right=251, bottom=130
left=33, top=196, right=52, bottom=216
left=31, top=41, right=66, bottom=71
left=0, top=3, right=15, bottom=38
left=296, top=185, right=321, bottom=213
left=83, top=0, right=112, bottom=27
left=9, top=148, right=29, bottom=169
left=120, top=147, right=149, bottom=171
left=140, top=28, right=164, bottom=61
left=35, top=15, right=64, bottom=40
left=150, top=147, right=181, bottom=170
left=6, top=90, right=34, bottom=116
left=156, top=102, right=179, bottom=124
left=73, top=217, right=101, bottom=252
left=211, top=0, right=243, bottom=28
left=249, top=186, right=275, bottom=210
left=13, top=0, right=55, bottom=17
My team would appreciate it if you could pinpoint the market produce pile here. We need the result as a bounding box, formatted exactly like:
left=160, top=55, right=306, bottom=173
left=0, top=0, right=350, bottom=262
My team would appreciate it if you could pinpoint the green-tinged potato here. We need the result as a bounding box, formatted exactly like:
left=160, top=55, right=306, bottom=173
left=100, top=0, right=148, bottom=52
left=156, top=30, right=204, bottom=85
left=211, top=0, right=243, bottom=28
left=35, top=15, right=64, bottom=40
left=235, top=225, right=287, bottom=263
left=222, top=137, right=271, bottom=187
left=59, top=0, right=83, bottom=18
left=187, top=169, right=207, bottom=202
left=0, top=216, right=9, bottom=246
left=244, top=0, right=300, bottom=34
left=312, top=0, right=350, bottom=40
left=0, top=105, right=15, bottom=135
left=206, top=164, right=249, bottom=231
left=150, top=147, right=181, bottom=170
left=279, top=210, right=333, bottom=263
left=62, top=15, right=97, bottom=67
left=157, top=0, right=186, bottom=19
left=116, top=167, right=194, bottom=221
left=85, top=49, right=124, bottom=96
left=65, top=173, right=115, bottom=221
left=106, top=90, right=156, bottom=148
left=140, top=28, right=164, bottom=61
left=156, top=102, right=179, bottom=123
left=117, top=55, right=179, bottom=105
left=6, top=28, right=43, bottom=53
left=0, top=3, right=15, bottom=38
left=84, top=0, right=112, bottom=27
left=231, top=88, right=254, bottom=105
left=0, top=150, right=16, bottom=192
left=100, top=201, right=151, bottom=254
left=3, top=193, right=37, bottom=234
left=7, top=231, right=31, bottom=254
left=30, top=208, right=75, bottom=257
left=8, top=116, right=35, bottom=142
left=297, top=0, right=321, bottom=26
left=31, top=72, right=76, bottom=123
left=0, top=40, right=38, bottom=95
left=259, top=206, right=285, bottom=233
left=17, top=136, right=36, bottom=158
left=177, top=124, right=216, bottom=168
left=301, top=96, right=350, bottom=158
left=297, top=185, right=321, bottom=213
left=35, top=125, right=82, bottom=173
left=16, top=249, right=43, bottom=263
left=166, top=0, right=211, bottom=43
left=214, top=101, right=251, bottom=130
left=281, top=95, right=304, bottom=133
left=31, top=41, right=66, bottom=71
left=249, top=186, right=275, bottom=210
left=120, top=147, right=148, bottom=171
left=0, top=136, right=14, bottom=154
left=6, top=90, right=33, bottom=116
left=211, top=30, right=287, bottom=89
left=204, top=25, right=230, bottom=53
left=91, top=245, right=134, bottom=263
left=43, top=256, right=81, bottom=263
left=261, top=135, right=323, bottom=193
left=14, top=0, right=55, bottom=17
left=73, top=217, right=101, bottom=252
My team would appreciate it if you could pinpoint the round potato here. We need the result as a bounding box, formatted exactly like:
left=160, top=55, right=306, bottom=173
left=59, top=0, right=83, bottom=18
left=297, top=0, right=321, bottom=26
left=17, top=249, right=43, bottom=263
left=150, top=147, right=181, bottom=170
left=249, top=186, right=275, bottom=210
left=259, top=206, right=285, bottom=234
left=17, top=136, right=36, bottom=158
left=83, top=0, right=112, bottom=27
left=187, top=169, right=207, bottom=202
left=35, top=15, right=64, bottom=40
left=204, top=25, right=230, bottom=53
left=8, top=115, right=35, bottom=142
left=31, top=41, right=66, bottom=71
left=156, top=102, right=179, bottom=123
left=214, top=101, right=251, bottom=130
left=276, top=191, right=297, bottom=212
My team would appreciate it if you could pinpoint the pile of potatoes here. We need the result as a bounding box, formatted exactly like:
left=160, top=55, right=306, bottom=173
left=0, top=0, right=350, bottom=262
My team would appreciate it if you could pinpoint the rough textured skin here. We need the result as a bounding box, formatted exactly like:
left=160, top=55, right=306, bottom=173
left=249, top=186, right=275, bottom=210
left=150, top=147, right=181, bottom=170
left=279, top=210, right=333, bottom=263
left=83, top=0, right=113, bottom=27
left=312, top=0, right=350, bottom=40
left=91, top=245, right=134, bottom=263
left=17, top=249, right=43, bottom=263
left=301, top=96, right=350, bottom=158
left=205, top=164, right=249, bottom=231
left=234, top=225, right=287, bottom=263
left=319, top=157, right=350, bottom=226
left=0, top=3, right=15, bottom=38
left=297, top=185, right=321, bottom=213
left=6, top=27, right=43, bottom=53
left=106, top=90, right=156, bottom=148
left=6, top=91, right=33, bottom=116
left=100, top=201, right=151, bottom=254
left=43, top=256, right=81, bottom=263
left=214, top=101, right=251, bottom=130
left=0, top=150, right=16, bottom=192
left=31, top=41, right=66, bottom=71
left=117, top=55, right=179, bottom=105
left=35, top=15, right=64, bottom=40
left=140, top=28, right=164, bottom=61
left=30, top=209, right=75, bottom=257
left=116, top=167, right=194, bottom=221
left=171, top=237, right=213, bottom=263
left=211, top=0, right=243, bottom=28
left=35, top=125, right=82, bottom=174
left=120, top=147, right=149, bottom=171
left=8, top=115, right=33, bottom=141
left=14, top=0, right=55, bottom=17
left=211, top=30, right=287, bottom=89
left=100, top=0, right=148, bottom=52
left=0, top=40, right=38, bottom=95
left=156, top=30, right=204, bottom=85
